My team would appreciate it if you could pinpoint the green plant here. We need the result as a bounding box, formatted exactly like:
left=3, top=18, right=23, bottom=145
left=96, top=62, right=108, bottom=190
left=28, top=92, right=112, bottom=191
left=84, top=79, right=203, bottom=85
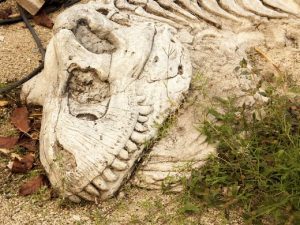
left=184, top=92, right=300, bottom=224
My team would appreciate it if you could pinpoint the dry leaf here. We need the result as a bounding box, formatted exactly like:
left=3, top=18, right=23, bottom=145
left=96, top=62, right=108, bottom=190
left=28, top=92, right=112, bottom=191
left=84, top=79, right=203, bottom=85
left=8, top=153, right=35, bottom=173
left=18, top=137, right=37, bottom=152
left=11, top=107, right=30, bottom=133
left=30, top=132, right=40, bottom=140
left=33, top=10, right=54, bottom=28
left=0, top=136, right=19, bottom=148
left=19, top=175, right=48, bottom=196
left=0, top=148, right=10, bottom=156
left=10, top=153, right=22, bottom=160
left=0, top=100, right=9, bottom=107
left=0, top=7, right=12, bottom=19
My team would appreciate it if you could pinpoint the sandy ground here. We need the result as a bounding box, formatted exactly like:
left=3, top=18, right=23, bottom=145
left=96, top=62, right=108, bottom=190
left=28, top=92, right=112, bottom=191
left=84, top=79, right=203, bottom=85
left=0, top=0, right=50, bottom=83
left=0, top=1, right=238, bottom=224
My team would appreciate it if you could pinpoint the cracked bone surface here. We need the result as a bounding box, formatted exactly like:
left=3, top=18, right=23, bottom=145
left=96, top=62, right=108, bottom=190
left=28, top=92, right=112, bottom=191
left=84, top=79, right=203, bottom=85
left=21, top=0, right=300, bottom=202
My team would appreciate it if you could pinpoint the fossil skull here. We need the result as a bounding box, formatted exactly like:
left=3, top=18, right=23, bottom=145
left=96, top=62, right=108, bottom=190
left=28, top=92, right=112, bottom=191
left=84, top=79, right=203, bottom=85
left=21, top=2, right=192, bottom=201
left=21, top=0, right=300, bottom=202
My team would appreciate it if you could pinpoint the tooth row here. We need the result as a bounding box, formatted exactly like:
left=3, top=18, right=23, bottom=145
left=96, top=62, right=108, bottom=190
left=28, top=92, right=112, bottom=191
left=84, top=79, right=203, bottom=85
left=69, top=93, right=155, bottom=202
left=74, top=141, right=134, bottom=201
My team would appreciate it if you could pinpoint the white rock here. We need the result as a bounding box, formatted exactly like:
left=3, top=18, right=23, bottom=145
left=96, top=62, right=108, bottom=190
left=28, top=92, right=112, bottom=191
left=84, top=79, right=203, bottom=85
left=71, top=215, right=81, bottom=222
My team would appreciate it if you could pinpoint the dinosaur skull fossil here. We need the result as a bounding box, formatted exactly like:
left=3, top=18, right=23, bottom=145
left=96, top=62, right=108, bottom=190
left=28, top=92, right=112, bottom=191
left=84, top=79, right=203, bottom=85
left=21, top=2, right=192, bottom=201
left=22, top=0, right=300, bottom=202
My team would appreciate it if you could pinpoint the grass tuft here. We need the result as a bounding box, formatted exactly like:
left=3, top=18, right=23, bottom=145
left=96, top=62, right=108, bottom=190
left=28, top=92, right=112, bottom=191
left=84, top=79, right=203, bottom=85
left=184, top=89, right=300, bottom=224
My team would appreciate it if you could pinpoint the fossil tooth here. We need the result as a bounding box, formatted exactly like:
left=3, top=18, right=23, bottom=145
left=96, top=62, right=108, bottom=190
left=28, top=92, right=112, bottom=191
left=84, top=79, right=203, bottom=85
left=134, top=123, right=148, bottom=132
left=68, top=195, right=81, bottom=203
left=138, top=105, right=153, bottom=116
left=125, top=140, right=138, bottom=152
left=136, top=95, right=146, bottom=103
left=85, top=184, right=100, bottom=196
left=103, top=168, right=118, bottom=182
left=118, top=149, right=129, bottom=160
left=131, top=131, right=151, bottom=144
left=112, top=158, right=128, bottom=170
left=92, top=176, right=109, bottom=191
left=138, top=115, right=148, bottom=123
left=77, top=191, right=95, bottom=201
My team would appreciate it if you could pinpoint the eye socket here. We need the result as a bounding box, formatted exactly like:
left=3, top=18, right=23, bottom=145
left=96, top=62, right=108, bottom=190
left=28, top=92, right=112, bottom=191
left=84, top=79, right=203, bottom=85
left=67, top=69, right=111, bottom=120
left=73, top=19, right=117, bottom=54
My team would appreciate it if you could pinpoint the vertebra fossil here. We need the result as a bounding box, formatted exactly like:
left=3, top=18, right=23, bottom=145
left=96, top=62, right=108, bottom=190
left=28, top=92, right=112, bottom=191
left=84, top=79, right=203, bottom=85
left=21, top=0, right=300, bottom=202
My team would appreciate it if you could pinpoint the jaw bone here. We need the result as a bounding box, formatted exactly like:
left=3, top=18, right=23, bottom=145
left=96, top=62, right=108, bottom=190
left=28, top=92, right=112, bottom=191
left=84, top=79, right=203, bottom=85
left=21, top=2, right=192, bottom=202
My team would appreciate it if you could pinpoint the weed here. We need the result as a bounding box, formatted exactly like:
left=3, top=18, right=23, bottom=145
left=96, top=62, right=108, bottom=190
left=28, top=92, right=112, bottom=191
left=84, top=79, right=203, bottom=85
left=184, top=89, right=300, bottom=224
left=155, top=113, right=178, bottom=140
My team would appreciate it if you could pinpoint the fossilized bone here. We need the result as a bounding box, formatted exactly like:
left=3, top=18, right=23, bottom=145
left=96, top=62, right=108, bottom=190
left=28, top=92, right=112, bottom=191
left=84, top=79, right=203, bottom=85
left=21, top=0, right=300, bottom=202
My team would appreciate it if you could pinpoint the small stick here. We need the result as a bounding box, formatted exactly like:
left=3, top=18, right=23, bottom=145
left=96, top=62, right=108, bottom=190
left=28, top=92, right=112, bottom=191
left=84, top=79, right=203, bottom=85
left=0, top=1, right=81, bottom=94
left=254, top=47, right=282, bottom=75
left=18, top=5, right=46, bottom=57
left=0, top=64, right=44, bottom=95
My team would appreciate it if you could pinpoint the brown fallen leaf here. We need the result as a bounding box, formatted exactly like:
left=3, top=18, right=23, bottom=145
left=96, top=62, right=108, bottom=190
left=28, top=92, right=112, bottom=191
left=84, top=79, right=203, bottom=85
left=8, top=153, right=35, bottom=173
left=19, top=175, right=48, bottom=196
left=18, top=137, right=37, bottom=152
left=11, top=107, right=31, bottom=133
left=10, top=153, right=22, bottom=160
left=0, top=148, right=11, bottom=156
left=33, top=10, right=54, bottom=28
left=30, top=131, right=40, bottom=140
left=0, top=100, right=9, bottom=107
left=0, top=136, right=19, bottom=148
left=0, top=7, right=12, bottom=19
